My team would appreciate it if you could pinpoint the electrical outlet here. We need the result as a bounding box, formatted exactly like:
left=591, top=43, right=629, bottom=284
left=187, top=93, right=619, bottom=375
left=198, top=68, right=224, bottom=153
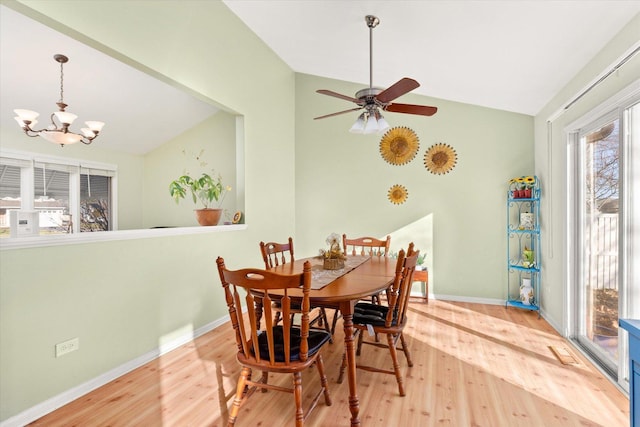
left=55, top=337, right=79, bottom=357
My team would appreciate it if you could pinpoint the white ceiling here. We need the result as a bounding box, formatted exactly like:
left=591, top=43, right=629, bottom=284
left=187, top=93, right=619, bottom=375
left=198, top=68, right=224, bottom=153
left=0, top=5, right=219, bottom=155
left=1, top=2, right=639, bottom=156
left=223, top=0, right=640, bottom=116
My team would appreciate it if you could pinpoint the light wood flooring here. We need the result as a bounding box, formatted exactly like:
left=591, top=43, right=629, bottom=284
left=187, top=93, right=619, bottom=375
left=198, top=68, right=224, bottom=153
left=30, top=300, right=629, bottom=426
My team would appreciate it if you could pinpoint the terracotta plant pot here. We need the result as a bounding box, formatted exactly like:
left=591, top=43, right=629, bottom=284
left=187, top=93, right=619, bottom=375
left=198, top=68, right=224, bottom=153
left=194, top=208, right=222, bottom=226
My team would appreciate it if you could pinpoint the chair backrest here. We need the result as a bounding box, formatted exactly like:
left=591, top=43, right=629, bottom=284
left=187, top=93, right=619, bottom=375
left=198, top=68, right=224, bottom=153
left=217, top=257, right=313, bottom=365
left=385, top=243, right=419, bottom=328
left=259, top=237, right=294, bottom=269
left=342, top=234, right=391, bottom=257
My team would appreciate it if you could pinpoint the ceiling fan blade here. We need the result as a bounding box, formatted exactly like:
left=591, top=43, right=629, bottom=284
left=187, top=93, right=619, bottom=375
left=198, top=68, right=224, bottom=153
left=376, top=78, right=420, bottom=103
left=385, top=103, right=438, bottom=116
left=314, top=107, right=363, bottom=120
left=316, top=89, right=362, bottom=104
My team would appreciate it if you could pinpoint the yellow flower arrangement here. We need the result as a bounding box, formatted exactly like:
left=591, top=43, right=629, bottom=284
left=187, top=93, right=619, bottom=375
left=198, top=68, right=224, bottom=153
left=319, top=232, right=346, bottom=270
left=319, top=233, right=346, bottom=260
left=509, top=176, right=536, bottom=198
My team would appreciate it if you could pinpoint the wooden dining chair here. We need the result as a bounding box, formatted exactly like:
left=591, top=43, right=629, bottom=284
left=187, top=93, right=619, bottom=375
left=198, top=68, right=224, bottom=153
left=216, top=257, right=332, bottom=427
left=259, top=238, right=332, bottom=340
left=342, top=235, right=391, bottom=258
left=330, top=234, right=392, bottom=334
left=337, top=243, right=419, bottom=397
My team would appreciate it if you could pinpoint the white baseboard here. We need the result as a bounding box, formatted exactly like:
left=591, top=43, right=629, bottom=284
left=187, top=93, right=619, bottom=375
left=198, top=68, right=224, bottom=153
left=539, top=307, right=563, bottom=334
left=432, top=293, right=505, bottom=306
left=0, top=315, right=230, bottom=427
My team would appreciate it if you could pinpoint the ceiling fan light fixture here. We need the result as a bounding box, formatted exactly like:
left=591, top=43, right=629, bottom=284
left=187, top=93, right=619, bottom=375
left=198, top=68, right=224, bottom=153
left=363, top=114, right=379, bottom=134
left=349, top=113, right=366, bottom=133
left=374, top=110, right=390, bottom=134
left=13, top=54, right=104, bottom=147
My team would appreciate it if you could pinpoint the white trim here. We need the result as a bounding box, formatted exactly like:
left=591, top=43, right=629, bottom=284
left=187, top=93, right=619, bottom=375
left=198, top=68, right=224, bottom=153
left=0, top=148, right=117, bottom=172
left=0, top=223, right=248, bottom=250
left=565, top=78, right=640, bottom=132
left=431, top=294, right=504, bottom=306
left=539, top=306, right=563, bottom=334
left=0, top=315, right=231, bottom=427
left=546, top=43, right=640, bottom=122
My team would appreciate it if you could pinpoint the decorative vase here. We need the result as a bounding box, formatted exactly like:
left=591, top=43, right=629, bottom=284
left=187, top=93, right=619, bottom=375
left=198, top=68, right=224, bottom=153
left=194, top=208, right=222, bottom=226
left=519, top=278, right=533, bottom=305
left=524, top=188, right=532, bottom=198
left=520, top=212, right=535, bottom=230
left=323, top=258, right=345, bottom=270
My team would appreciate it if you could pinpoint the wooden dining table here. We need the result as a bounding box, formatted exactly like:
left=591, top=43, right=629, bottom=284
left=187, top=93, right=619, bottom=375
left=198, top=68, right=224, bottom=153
left=268, top=255, right=398, bottom=426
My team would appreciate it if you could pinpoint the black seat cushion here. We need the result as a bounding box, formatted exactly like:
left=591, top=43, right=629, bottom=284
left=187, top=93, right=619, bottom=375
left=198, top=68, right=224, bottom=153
left=353, top=302, right=397, bottom=327
left=272, top=300, right=303, bottom=311
left=256, top=325, right=331, bottom=362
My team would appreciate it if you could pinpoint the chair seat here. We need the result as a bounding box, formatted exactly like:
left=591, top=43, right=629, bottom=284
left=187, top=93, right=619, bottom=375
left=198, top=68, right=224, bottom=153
left=255, top=325, right=332, bottom=362
left=353, top=302, right=398, bottom=327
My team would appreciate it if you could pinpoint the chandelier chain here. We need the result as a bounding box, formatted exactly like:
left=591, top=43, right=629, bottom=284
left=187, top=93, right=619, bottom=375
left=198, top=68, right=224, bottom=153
left=59, top=60, right=64, bottom=105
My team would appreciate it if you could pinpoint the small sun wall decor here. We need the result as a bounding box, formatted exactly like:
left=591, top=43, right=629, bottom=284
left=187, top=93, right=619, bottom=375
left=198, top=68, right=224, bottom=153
left=388, top=184, right=408, bottom=205
left=379, top=127, right=419, bottom=165
left=424, top=143, right=457, bottom=175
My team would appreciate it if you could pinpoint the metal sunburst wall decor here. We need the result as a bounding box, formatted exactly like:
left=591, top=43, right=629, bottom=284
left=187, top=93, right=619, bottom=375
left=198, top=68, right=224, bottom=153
left=379, top=126, right=420, bottom=165
left=424, top=143, right=457, bottom=175
left=388, top=184, right=408, bottom=205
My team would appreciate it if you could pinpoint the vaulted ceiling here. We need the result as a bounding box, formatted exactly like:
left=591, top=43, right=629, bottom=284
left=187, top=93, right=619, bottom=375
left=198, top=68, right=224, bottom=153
left=223, top=0, right=640, bottom=115
left=1, top=2, right=638, bottom=156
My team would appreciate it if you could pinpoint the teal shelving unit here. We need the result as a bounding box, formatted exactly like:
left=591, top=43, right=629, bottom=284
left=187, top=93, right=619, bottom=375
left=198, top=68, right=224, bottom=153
left=506, top=176, right=541, bottom=316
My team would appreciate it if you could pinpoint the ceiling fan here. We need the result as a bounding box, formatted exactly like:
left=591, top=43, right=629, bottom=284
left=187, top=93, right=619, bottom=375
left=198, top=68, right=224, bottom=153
left=315, top=15, right=438, bottom=134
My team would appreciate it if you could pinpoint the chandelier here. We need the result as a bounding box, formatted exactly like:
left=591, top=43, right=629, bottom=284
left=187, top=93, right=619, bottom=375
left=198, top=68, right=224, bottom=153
left=14, top=54, right=105, bottom=147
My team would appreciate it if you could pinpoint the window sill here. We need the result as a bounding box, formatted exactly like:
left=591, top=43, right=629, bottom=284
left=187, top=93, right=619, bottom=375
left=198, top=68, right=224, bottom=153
left=0, top=224, right=247, bottom=250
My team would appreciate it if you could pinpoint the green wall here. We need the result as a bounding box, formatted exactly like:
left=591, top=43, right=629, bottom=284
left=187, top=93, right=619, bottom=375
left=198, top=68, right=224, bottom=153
left=533, top=13, right=640, bottom=330
left=142, top=111, right=237, bottom=228
left=294, top=73, right=534, bottom=300
left=0, top=0, right=295, bottom=421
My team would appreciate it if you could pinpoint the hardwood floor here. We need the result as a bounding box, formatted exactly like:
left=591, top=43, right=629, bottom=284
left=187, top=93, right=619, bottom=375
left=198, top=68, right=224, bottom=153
left=29, top=301, right=629, bottom=426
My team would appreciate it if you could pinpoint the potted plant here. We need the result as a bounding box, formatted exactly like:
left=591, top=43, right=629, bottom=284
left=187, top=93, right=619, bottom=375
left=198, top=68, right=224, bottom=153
left=169, top=172, right=230, bottom=226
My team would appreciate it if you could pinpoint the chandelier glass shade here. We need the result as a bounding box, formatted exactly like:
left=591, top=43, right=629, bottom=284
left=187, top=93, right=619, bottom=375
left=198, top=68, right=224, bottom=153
left=13, top=54, right=104, bottom=147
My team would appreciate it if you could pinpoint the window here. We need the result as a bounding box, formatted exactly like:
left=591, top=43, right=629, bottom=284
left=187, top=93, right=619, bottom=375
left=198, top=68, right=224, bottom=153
left=0, top=151, right=117, bottom=237
left=80, top=168, right=114, bottom=232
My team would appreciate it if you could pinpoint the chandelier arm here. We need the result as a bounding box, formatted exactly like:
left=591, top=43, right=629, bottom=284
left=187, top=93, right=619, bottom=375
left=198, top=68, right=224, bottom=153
left=21, top=127, right=42, bottom=138
left=50, top=112, right=58, bottom=128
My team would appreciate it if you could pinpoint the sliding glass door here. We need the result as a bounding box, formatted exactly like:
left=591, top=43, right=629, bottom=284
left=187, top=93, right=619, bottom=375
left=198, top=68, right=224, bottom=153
left=575, top=115, right=620, bottom=374
left=569, top=87, right=639, bottom=388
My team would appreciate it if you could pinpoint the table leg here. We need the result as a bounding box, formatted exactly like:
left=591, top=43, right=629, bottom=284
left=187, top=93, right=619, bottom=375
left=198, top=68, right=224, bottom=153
left=341, top=301, right=360, bottom=427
